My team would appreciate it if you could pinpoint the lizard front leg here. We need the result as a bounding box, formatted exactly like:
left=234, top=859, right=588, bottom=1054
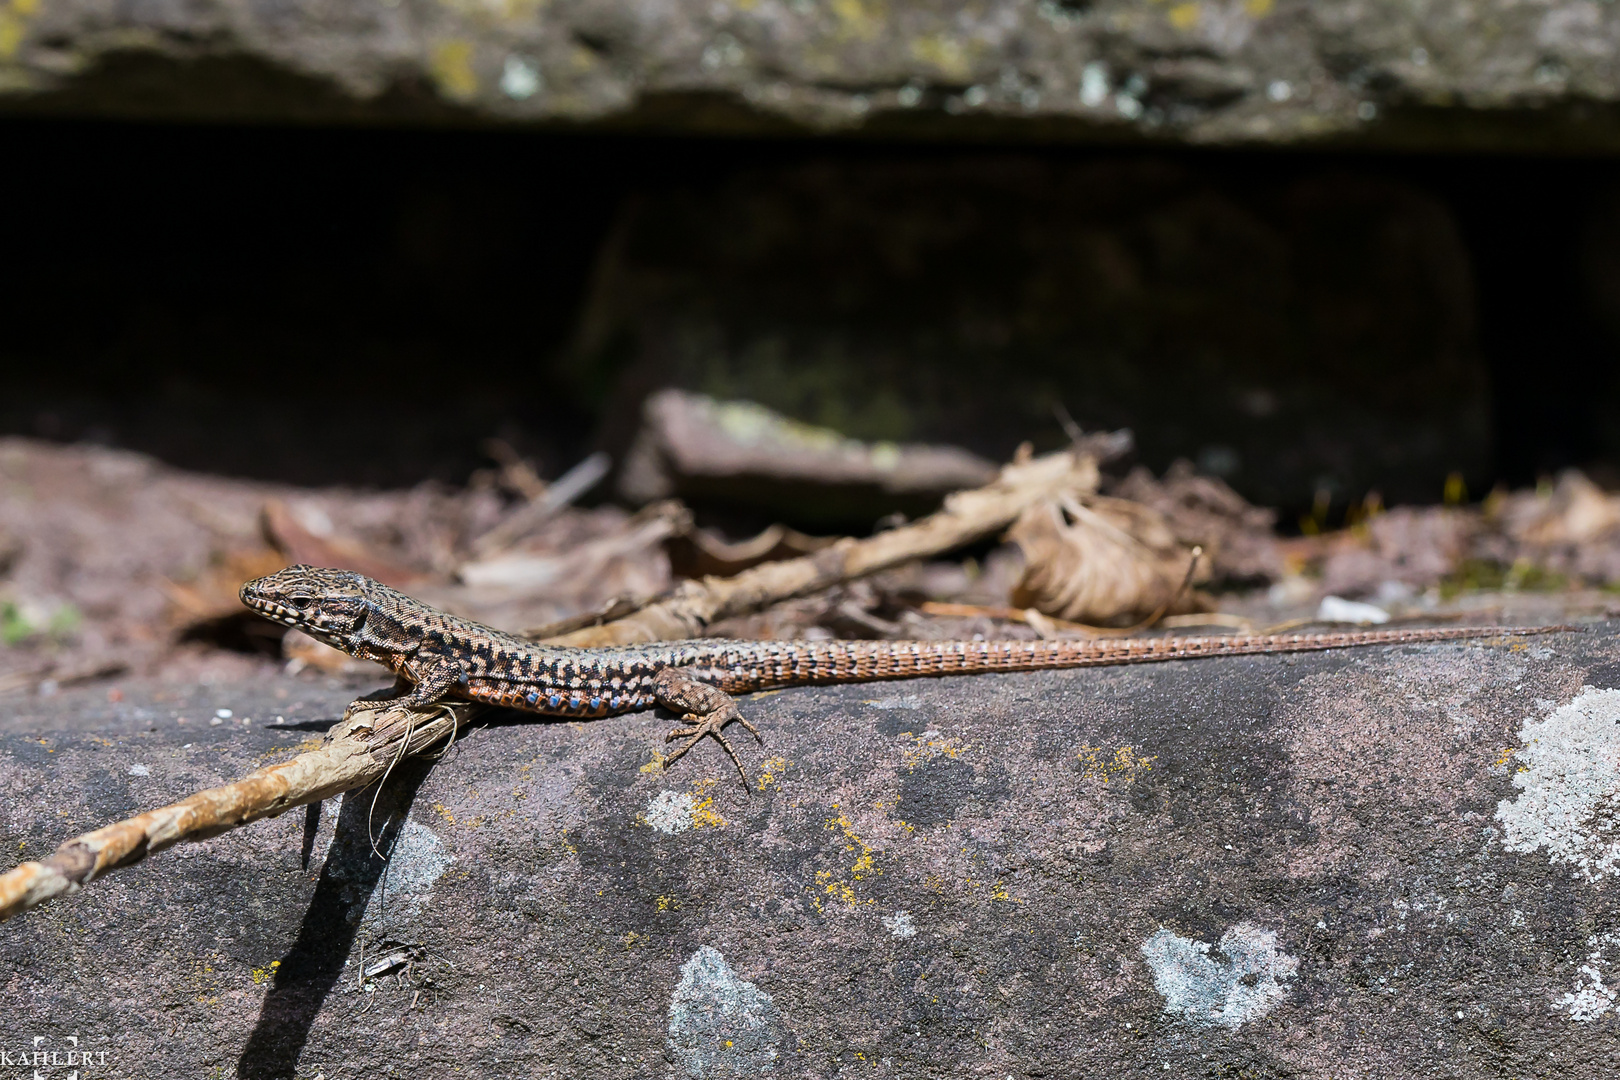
left=343, top=660, right=461, bottom=725
left=388, top=656, right=465, bottom=711
left=651, top=668, right=762, bottom=788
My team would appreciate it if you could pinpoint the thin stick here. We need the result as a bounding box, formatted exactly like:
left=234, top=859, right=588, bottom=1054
left=543, top=449, right=1099, bottom=646
left=0, top=700, right=480, bottom=923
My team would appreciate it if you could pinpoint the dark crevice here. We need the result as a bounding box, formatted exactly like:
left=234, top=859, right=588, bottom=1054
left=1, top=116, right=1618, bottom=506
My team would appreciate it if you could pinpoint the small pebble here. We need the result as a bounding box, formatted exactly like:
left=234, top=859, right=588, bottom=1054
left=216, top=708, right=233, bottom=719
left=210, top=717, right=223, bottom=726
left=128, top=764, right=149, bottom=776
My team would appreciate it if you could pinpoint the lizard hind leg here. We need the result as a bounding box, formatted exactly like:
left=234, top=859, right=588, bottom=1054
left=651, top=668, right=762, bottom=788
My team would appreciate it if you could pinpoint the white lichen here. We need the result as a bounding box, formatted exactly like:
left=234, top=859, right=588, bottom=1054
left=364, top=818, right=452, bottom=925
left=882, top=910, right=917, bottom=938
left=500, top=56, right=541, bottom=100
left=1557, top=934, right=1620, bottom=1022
left=1496, top=687, right=1620, bottom=881
left=1140, top=923, right=1298, bottom=1028
left=667, top=946, right=779, bottom=1076
left=1561, top=964, right=1617, bottom=1022
left=645, top=790, right=697, bottom=834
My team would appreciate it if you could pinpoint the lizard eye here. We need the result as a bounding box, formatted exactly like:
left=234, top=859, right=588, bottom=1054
left=289, top=596, right=313, bottom=611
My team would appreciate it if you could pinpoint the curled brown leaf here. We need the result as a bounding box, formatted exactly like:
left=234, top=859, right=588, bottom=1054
left=1007, top=494, right=1211, bottom=626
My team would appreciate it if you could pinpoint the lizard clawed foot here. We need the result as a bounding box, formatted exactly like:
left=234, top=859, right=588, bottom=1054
left=663, top=705, right=762, bottom=786
left=651, top=668, right=763, bottom=789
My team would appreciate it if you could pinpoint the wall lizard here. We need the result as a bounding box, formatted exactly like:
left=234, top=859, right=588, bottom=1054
left=241, top=565, right=1569, bottom=783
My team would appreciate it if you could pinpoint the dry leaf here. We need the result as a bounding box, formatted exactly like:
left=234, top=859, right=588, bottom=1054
left=161, top=547, right=290, bottom=624
left=261, top=500, right=423, bottom=587
left=1007, top=495, right=1210, bottom=626
left=1500, top=469, right=1620, bottom=547
left=1109, top=460, right=1282, bottom=583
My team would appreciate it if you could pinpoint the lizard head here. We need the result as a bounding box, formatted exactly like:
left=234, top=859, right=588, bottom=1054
left=239, top=564, right=374, bottom=649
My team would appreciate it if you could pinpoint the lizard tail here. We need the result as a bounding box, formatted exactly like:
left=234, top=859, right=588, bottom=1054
left=718, top=624, right=1576, bottom=691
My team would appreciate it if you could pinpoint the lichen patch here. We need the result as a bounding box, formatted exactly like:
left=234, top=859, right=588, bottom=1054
left=1558, top=933, right=1620, bottom=1022
left=667, top=946, right=780, bottom=1077
left=1141, top=923, right=1298, bottom=1028
left=882, top=910, right=916, bottom=938
left=644, top=789, right=696, bottom=833
left=1495, top=687, right=1620, bottom=881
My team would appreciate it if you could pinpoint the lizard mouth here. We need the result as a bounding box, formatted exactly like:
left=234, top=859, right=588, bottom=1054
left=239, top=593, right=307, bottom=627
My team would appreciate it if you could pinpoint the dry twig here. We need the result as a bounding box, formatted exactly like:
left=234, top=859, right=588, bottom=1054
left=547, top=449, right=1099, bottom=646
left=0, top=700, right=479, bottom=922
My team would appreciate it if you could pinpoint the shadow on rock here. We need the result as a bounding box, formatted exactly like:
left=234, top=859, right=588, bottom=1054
left=235, top=757, right=435, bottom=1080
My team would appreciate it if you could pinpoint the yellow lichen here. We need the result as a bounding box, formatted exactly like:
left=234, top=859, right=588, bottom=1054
left=654, top=895, right=679, bottom=911
left=812, top=806, right=883, bottom=906
left=755, top=756, right=792, bottom=791
left=989, top=880, right=1023, bottom=904
left=901, top=731, right=968, bottom=770
left=1075, top=744, right=1157, bottom=785
left=430, top=40, right=480, bottom=101
left=908, top=34, right=972, bottom=80
left=1243, top=0, right=1272, bottom=15
left=689, top=779, right=727, bottom=828
left=829, top=0, right=881, bottom=41
left=1168, top=2, right=1200, bottom=30
left=0, top=11, right=26, bottom=59
left=439, top=0, right=544, bottom=18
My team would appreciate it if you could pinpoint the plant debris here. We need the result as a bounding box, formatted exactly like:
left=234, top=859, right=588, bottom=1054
left=1007, top=494, right=1211, bottom=626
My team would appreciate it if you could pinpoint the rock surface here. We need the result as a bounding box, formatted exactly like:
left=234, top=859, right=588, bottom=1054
left=4, top=625, right=1620, bottom=1076
left=618, top=389, right=999, bottom=527
left=4, top=0, right=1620, bottom=147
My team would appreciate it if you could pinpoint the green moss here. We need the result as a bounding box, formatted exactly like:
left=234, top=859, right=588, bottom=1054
left=0, top=601, right=33, bottom=645
left=1439, top=558, right=1567, bottom=600
left=0, top=601, right=82, bottom=645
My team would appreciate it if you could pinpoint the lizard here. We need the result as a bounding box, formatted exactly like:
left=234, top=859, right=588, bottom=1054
left=241, top=564, right=1571, bottom=784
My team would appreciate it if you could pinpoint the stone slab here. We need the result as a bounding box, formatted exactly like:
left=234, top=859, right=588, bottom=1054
left=5, top=0, right=1620, bottom=148
left=2, top=629, right=1618, bottom=1076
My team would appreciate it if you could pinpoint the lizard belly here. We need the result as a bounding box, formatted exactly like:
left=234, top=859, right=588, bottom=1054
left=462, top=678, right=653, bottom=717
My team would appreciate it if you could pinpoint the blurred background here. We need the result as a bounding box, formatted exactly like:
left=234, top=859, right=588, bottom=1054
left=5, top=0, right=1620, bottom=690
